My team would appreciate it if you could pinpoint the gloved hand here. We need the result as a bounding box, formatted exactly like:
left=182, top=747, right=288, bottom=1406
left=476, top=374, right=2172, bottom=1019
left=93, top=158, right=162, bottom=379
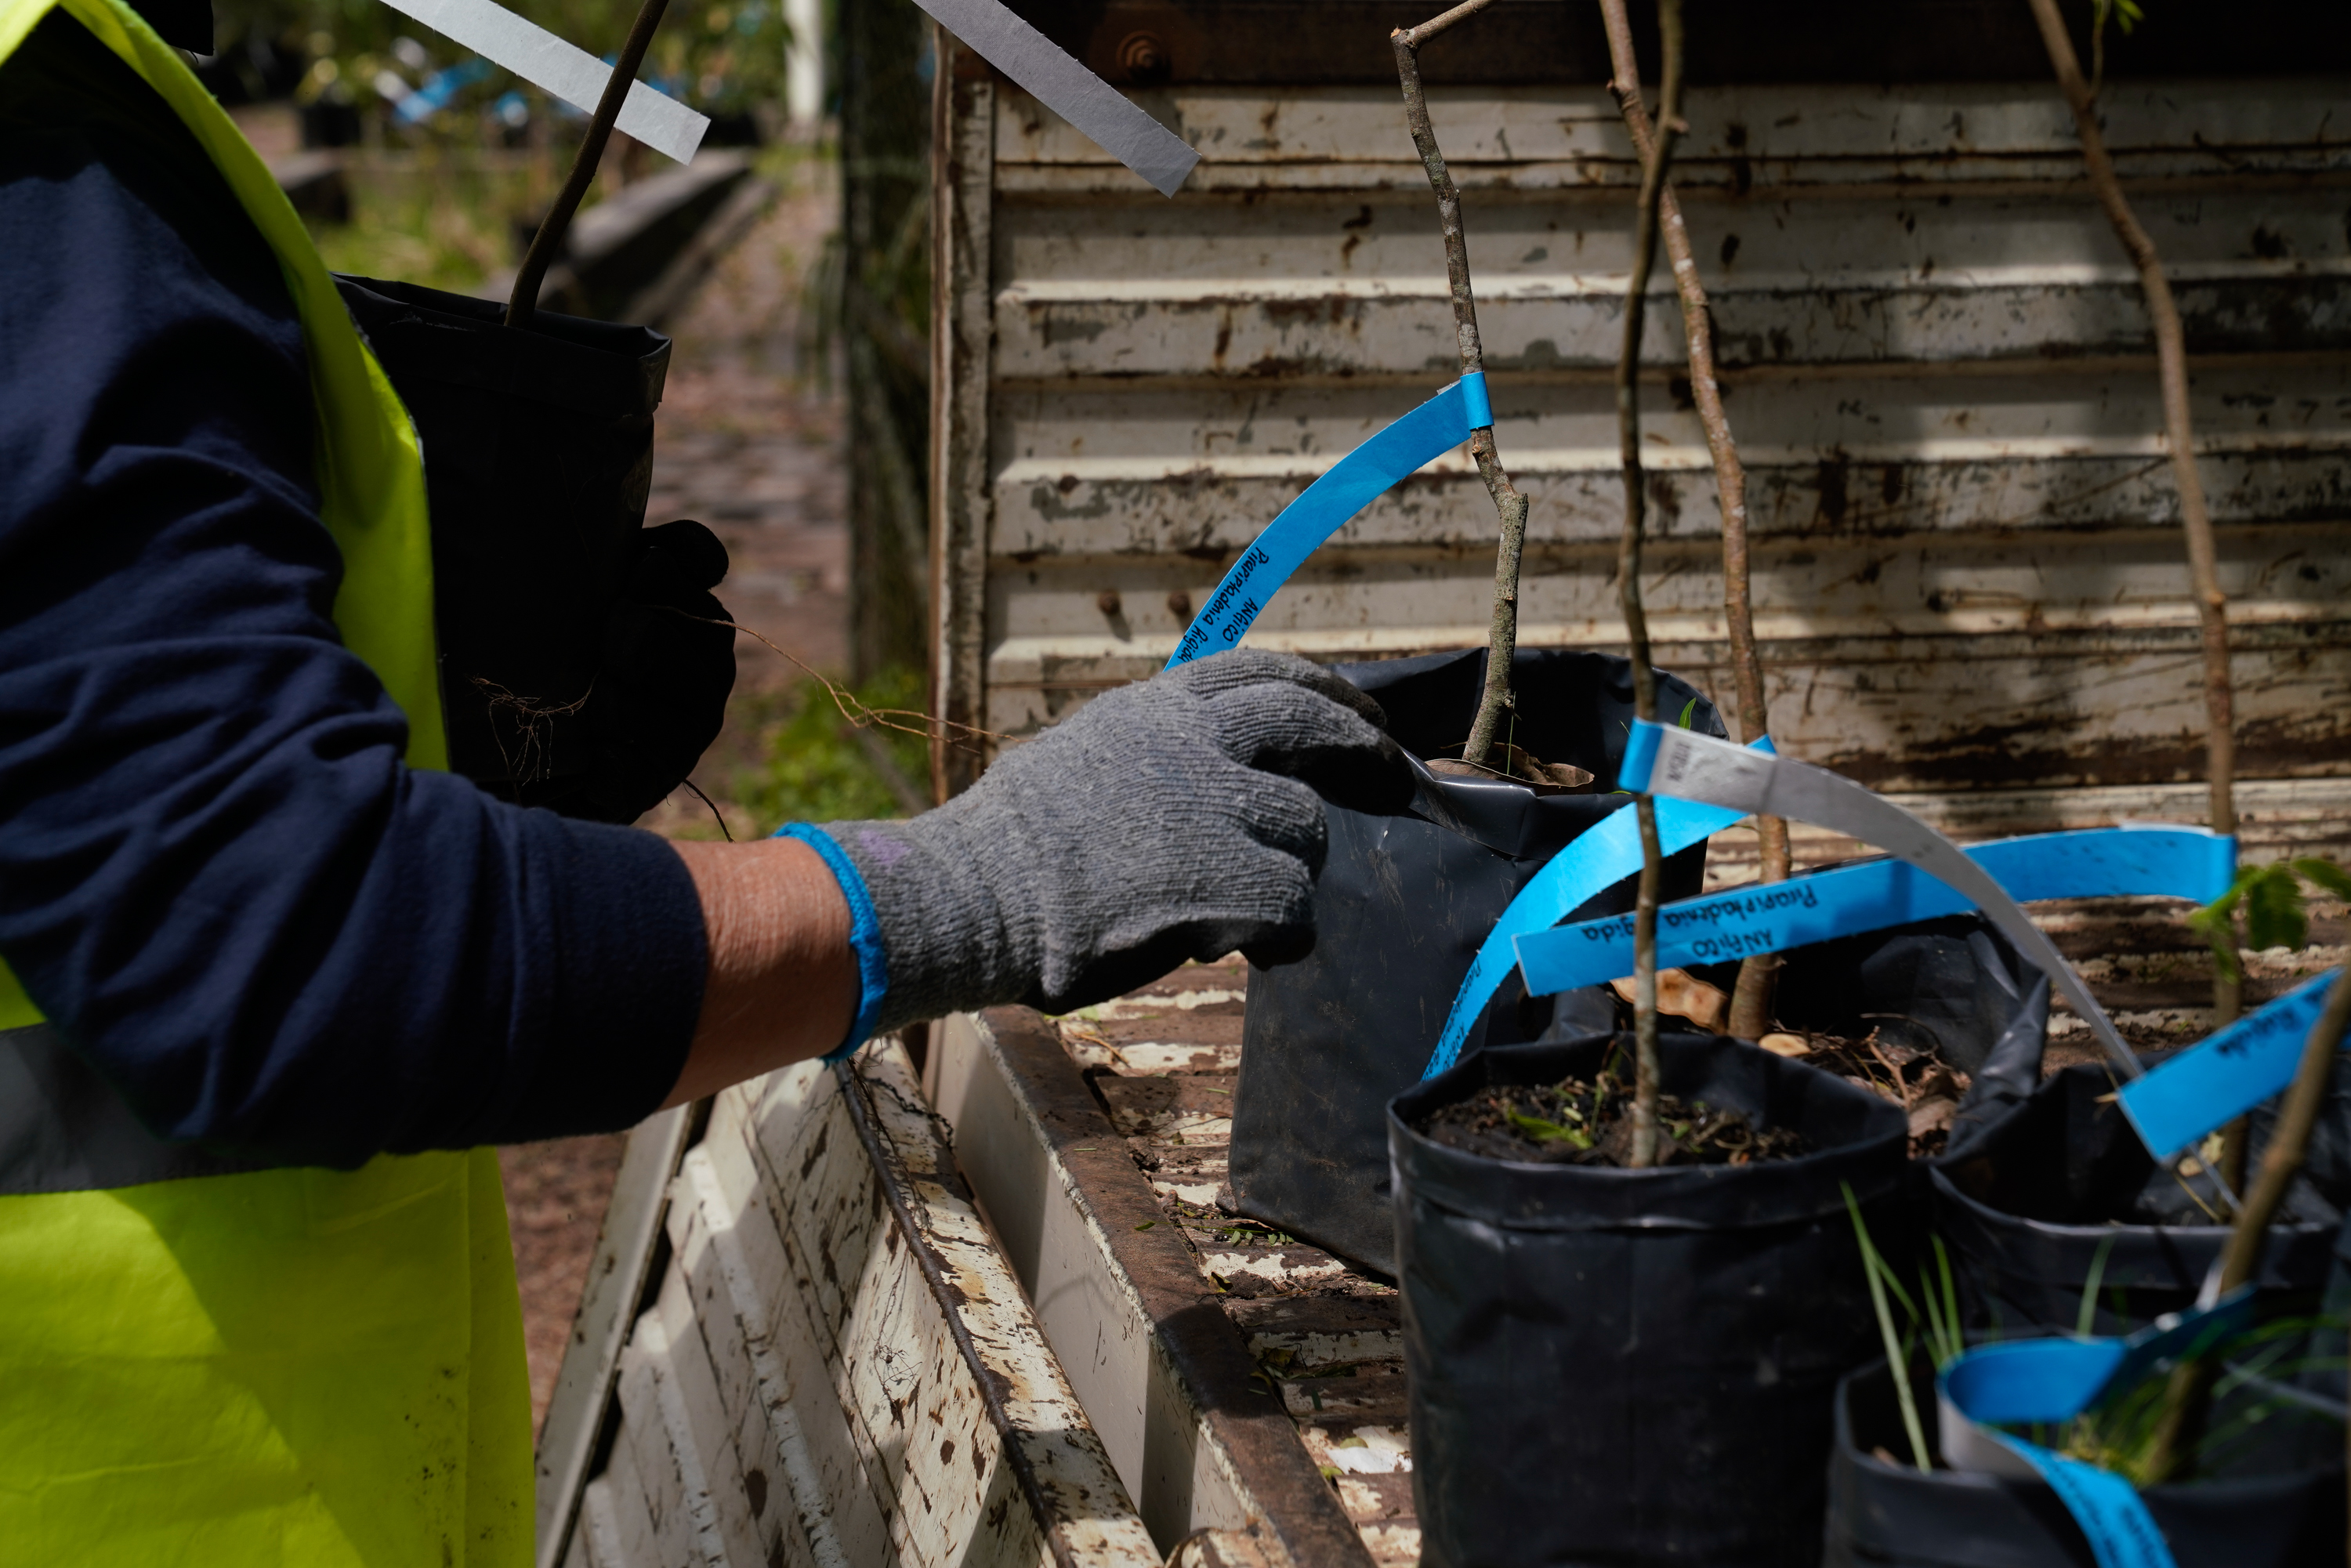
left=805, top=650, right=1415, bottom=1037
left=553, top=519, right=737, bottom=824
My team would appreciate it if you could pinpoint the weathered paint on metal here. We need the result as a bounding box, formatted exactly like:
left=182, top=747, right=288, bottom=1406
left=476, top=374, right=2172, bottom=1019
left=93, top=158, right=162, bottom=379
left=929, top=1002, right=1383, bottom=1566
left=929, top=969, right=1423, bottom=1566
left=537, top=1104, right=700, bottom=1568
left=545, top=1043, right=1161, bottom=1568
left=932, top=64, right=2351, bottom=852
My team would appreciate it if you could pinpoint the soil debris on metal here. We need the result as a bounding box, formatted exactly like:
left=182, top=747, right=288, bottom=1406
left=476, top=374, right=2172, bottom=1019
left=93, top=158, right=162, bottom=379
left=1058, top=960, right=1417, bottom=1566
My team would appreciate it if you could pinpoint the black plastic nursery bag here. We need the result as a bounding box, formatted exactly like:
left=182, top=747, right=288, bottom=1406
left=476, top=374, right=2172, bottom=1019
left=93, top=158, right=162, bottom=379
left=1765, top=912, right=2052, bottom=1097
left=1228, top=647, right=1722, bottom=1273
left=1824, top=1358, right=2344, bottom=1567
left=1393, top=1032, right=1909, bottom=1568
left=335, top=275, right=734, bottom=823
left=1932, top=1060, right=2340, bottom=1335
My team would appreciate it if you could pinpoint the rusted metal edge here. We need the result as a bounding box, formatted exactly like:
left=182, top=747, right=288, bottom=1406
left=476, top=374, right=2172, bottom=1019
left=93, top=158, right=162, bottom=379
left=962, top=1007, right=1379, bottom=1568
left=832, top=1055, right=1138, bottom=1568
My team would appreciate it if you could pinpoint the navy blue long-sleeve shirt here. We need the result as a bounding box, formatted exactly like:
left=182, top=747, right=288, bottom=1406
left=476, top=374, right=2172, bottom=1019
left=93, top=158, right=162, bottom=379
left=0, top=13, right=707, bottom=1166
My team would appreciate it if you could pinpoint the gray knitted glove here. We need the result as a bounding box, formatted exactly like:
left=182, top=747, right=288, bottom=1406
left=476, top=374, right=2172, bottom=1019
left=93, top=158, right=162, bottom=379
left=817, top=650, right=1412, bottom=1034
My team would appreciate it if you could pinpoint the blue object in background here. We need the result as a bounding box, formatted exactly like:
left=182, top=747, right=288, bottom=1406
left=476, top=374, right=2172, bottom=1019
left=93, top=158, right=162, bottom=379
left=394, top=56, right=493, bottom=124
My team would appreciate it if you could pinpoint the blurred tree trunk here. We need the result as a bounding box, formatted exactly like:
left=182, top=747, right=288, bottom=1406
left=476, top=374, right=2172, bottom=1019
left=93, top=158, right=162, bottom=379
left=838, top=0, right=933, bottom=679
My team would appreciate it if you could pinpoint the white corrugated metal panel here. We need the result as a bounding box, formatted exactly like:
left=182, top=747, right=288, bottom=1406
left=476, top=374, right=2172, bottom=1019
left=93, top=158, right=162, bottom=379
left=930, top=48, right=2350, bottom=858
left=542, top=1048, right=1165, bottom=1568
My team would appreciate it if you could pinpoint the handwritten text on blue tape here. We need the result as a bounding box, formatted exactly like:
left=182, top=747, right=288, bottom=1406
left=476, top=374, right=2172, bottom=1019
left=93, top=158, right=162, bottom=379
left=1168, top=373, right=1489, bottom=668
left=1514, top=826, right=2234, bottom=997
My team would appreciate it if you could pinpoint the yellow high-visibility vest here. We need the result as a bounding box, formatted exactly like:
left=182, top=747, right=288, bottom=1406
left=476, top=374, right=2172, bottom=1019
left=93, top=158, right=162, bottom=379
left=0, top=0, right=530, bottom=1561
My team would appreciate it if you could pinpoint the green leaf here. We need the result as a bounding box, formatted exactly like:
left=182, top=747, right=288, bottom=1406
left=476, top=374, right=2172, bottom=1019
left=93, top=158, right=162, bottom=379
left=2188, top=866, right=2259, bottom=984
left=2243, top=864, right=2310, bottom=953
left=2291, top=856, right=2351, bottom=905
left=1676, top=697, right=1699, bottom=729
left=1508, top=1110, right=1592, bottom=1149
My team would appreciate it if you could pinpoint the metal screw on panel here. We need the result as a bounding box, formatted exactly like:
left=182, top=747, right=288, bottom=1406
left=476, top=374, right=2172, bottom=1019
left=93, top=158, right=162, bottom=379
left=1097, top=589, right=1124, bottom=617
left=1166, top=589, right=1192, bottom=621
left=1118, top=31, right=1170, bottom=84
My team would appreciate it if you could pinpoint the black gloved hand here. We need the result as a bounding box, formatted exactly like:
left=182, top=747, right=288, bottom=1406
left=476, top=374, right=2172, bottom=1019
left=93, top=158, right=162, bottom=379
left=559, top=519, right=736, bottom=824
left=814, top=650, right=1415, bottom=1034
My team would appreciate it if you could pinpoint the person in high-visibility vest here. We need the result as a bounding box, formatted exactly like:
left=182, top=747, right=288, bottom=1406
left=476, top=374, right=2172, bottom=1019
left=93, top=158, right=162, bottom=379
left=0, top=2, right=1412, bottom=1559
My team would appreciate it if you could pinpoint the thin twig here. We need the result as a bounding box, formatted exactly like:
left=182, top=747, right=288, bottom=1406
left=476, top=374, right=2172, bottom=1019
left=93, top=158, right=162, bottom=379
left=660, top=606, right=1014, bottom=755
left=1593, top=0, right=1788, bottom=1039
left=680, top=777, right=734, bottom=838
left=507, top=0, right=674, bottom=328
left=1617, top=0, right=1685, bottom=1170
left=2143, top=966, right=2351, bottom=1481
left=2024, top=0, right=2238, bottom=1029
left=1391, top=4, right=1531, bottom=773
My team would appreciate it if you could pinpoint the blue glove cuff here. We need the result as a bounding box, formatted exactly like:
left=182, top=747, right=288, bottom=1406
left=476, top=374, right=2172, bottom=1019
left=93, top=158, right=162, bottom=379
left=775, top=823, right=888, bottom=1062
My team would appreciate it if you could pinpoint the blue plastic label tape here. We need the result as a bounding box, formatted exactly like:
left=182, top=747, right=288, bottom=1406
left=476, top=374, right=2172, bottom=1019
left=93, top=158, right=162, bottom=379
left=1619, top=720, right=2141, bottom=1074
left=1168, top=372, right=1490, bottom=668
left=1513, top=826, right=2235, bottom=998
left=1937, top=1291, right=2254, bottom=1568
left=2117, top=969, right=2343, bottom=1160
left=1418, top=737, right=1776, bottom=1081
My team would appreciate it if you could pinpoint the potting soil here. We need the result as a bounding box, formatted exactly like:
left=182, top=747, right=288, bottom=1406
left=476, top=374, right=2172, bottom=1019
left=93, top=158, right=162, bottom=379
left=1393, top=1031, right=1908, bottom=1568
left=1413, top=1067, right=1814, bottom=1167
left=1230, top=646, right=1723, bottom=1274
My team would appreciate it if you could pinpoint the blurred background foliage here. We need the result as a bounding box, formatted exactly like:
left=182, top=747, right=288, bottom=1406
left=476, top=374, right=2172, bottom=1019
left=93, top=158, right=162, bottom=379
left=201, top=0, right=801, bottom=146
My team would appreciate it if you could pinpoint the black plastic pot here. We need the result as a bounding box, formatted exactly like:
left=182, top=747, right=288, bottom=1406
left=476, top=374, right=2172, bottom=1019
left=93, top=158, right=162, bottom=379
left=1227, top=647, right=1722, bottom=1273
left=1765, top=914, right=2050, bottom=1101
left=1824, top=1357, right=2345, bottom=1567
left=1930, top=1062, right=2342, bottom=1337
left=334, top=275, right=733, bottom=822
left=1394, top=1032, right=1909, bottom=1568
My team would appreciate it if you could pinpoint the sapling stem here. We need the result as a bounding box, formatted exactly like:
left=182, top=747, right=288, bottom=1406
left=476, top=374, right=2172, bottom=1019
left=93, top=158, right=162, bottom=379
left=1593, top=0, right=1788, bottom=1039
left=1615, top=0, right=1684, bottom=1169
left=2023, top=0, right=2239, bottom=1033
left=1392, top=1, right=1531, bottom=772
left=509, top=0, right=674, bottom=328
left=2142, top=965, right=2351, bottom=1483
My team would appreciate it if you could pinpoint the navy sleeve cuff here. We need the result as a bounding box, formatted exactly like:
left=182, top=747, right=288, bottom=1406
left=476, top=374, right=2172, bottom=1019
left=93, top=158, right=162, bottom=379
left=491, top=817, right=708, bottom=1141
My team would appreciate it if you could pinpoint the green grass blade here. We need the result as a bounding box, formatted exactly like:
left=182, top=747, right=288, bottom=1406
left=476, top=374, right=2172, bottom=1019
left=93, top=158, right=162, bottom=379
left=2078, top=1233, right=2117, bottom=1339
left=1846, top=1182, right=1931, bottom=1471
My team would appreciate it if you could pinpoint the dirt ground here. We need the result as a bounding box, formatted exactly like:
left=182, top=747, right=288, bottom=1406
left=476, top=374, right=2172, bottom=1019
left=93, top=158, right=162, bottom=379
left=498, top=153, right=848, bottom=1434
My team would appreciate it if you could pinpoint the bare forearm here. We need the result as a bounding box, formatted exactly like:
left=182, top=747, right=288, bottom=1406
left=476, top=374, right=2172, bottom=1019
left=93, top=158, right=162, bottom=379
left=663, top=835, right=859, bottom=1106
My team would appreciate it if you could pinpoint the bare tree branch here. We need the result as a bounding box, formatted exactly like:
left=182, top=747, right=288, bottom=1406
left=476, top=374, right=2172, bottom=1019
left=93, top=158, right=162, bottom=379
left=1392, top=9, right=1530, bottom=772
left=1616, top=0, right=1685, bottom=1169
left=509, top=0, right=675, bottom=328
left=1594, top=0, right=1788, bottom=1040
left=2024, top=0, right=2239, bottom=1030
